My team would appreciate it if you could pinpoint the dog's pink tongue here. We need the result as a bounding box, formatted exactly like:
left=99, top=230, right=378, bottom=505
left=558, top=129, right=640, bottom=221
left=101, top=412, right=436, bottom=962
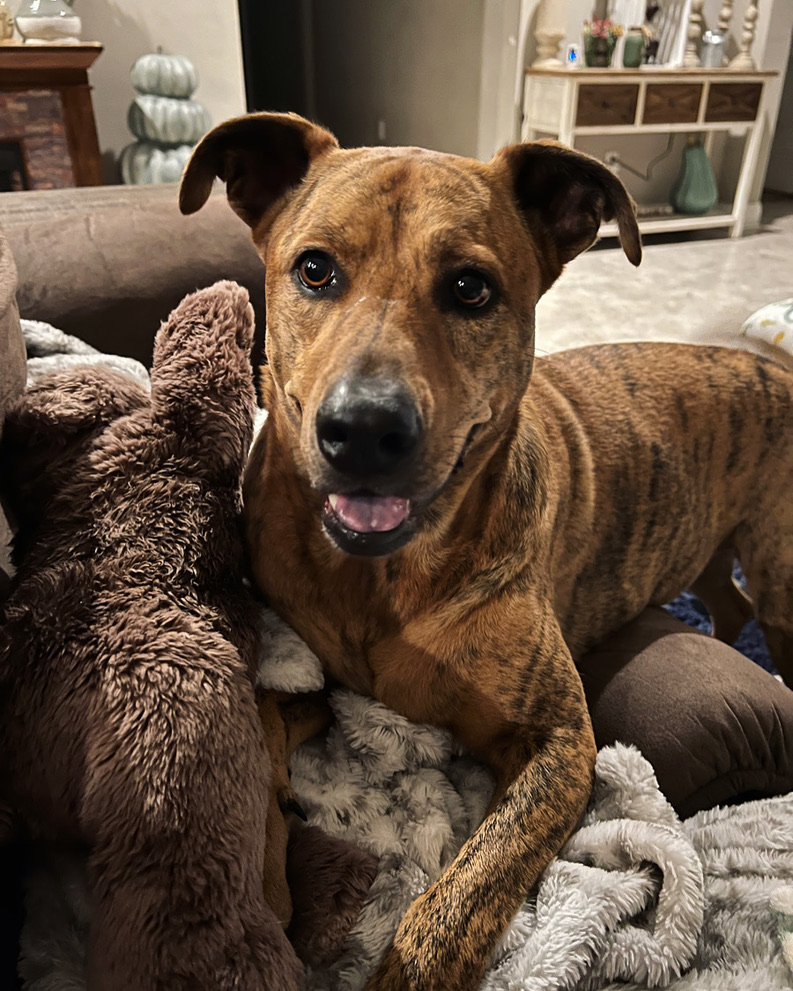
left=327, top=494, right=410, bottom=533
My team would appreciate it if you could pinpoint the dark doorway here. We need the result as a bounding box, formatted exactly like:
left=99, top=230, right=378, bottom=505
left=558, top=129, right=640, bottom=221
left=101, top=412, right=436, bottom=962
left=237, top=0, right=312, bottom=116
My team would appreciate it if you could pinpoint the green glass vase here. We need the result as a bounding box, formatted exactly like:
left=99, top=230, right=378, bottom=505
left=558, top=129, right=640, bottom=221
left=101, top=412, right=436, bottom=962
left=670, top=140, right=719, bottom=216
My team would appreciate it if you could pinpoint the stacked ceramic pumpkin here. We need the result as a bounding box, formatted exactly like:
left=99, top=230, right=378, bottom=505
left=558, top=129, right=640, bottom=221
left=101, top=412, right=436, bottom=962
left=121, top=53, right=210, bottom=185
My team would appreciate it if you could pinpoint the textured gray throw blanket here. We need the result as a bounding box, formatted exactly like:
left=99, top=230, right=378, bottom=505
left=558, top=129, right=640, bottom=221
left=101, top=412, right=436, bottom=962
left=261, top=625, right=793, bottom=991
left=21, top=319, right=150, bottom=391
left=15, top=330, right=793, bottom=991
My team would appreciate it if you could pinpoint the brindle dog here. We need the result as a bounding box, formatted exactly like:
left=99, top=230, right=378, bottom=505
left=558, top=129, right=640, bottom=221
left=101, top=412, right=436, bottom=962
left=180, top=112, right=793, bottom=991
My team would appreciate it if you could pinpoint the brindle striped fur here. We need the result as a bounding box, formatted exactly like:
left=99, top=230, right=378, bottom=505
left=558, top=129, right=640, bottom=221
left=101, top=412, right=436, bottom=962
left=181, top=113, right=793, bottom=991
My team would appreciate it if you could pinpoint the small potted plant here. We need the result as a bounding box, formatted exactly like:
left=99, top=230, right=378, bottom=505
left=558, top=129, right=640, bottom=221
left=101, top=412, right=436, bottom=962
left=583, top=19, right=622, bottom=67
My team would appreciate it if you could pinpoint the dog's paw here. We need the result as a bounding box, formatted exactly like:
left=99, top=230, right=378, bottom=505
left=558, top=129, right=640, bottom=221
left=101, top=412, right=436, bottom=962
left=365, top=889, right=487, bottom=991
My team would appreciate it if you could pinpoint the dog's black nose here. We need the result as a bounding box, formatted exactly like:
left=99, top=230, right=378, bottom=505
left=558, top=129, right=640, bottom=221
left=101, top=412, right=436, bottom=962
left=316, top=377, right=422, bottom=478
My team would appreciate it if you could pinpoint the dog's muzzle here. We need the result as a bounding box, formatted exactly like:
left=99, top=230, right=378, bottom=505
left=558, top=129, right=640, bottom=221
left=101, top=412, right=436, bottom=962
left=315, top=376, right=423, bottom=554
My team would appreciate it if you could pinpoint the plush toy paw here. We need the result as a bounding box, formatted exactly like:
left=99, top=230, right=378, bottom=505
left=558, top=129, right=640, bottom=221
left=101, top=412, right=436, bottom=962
left=148, top=280, right=258, bottom=476
left=1, top=366, right=149, bottom=534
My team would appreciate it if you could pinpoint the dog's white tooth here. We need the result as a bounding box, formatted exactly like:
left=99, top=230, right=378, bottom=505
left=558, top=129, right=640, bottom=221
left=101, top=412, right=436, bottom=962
left=328, top=494, right=339, bottom=512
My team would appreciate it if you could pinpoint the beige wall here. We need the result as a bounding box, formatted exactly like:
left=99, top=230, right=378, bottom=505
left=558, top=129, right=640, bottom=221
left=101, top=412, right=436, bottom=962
left=477, top=0, right=523, bottom=159
left=4, top=0, right=247, bottom=181
left=766, top=40, right=793, bottom=193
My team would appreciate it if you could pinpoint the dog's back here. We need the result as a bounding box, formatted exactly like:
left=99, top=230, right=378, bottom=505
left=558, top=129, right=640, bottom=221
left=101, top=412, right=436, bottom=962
left=526, top=343, right=793, bottom=662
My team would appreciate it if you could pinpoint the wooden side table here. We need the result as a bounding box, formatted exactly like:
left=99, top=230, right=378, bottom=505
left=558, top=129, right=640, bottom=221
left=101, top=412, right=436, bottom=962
left=522, top=67, right=777, bottom=238
left=0, top=43, right=103, bottom=190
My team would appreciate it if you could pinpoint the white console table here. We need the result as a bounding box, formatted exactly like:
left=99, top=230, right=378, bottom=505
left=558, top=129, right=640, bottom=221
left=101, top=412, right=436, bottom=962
left=521, top=67, right=776, bottom=238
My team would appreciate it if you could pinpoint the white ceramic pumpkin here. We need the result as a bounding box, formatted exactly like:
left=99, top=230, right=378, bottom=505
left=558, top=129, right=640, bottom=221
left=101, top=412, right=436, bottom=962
left=127, top=95, right=210, bottom=145
left=120, top=141, right=193, bottom=185
left=130, top=53, right=199, bottom=99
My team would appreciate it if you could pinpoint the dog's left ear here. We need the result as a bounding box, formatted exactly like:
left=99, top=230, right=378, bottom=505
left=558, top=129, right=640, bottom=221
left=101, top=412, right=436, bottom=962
left=493, top=140, right=641, bottom=287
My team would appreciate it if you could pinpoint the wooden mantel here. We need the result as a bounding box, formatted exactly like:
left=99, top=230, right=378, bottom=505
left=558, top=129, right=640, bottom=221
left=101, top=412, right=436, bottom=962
left=0, top=43, right=104, bottom=188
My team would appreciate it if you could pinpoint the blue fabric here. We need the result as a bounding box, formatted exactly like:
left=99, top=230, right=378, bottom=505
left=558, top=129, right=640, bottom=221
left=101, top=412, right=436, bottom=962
left=663, top=563, right=776, bottom=675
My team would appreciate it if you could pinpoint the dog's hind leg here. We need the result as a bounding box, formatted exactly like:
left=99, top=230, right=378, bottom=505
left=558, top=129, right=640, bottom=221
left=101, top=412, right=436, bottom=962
left=734, top=505, right=793, bottom=687
left=691, top=541, right=754, bottom=645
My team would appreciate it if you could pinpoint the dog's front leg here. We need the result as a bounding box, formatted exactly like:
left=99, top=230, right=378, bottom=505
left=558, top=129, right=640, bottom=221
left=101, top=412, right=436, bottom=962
left=367, top=625, right=596, bottom=991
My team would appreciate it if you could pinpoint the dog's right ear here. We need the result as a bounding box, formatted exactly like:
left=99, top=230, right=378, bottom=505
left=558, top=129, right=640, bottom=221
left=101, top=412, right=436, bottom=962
left=179, top=112, right=339, bottom=229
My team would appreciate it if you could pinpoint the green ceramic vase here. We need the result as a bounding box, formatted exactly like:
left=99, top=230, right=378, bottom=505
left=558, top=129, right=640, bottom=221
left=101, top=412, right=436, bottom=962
left=670, top=140, right=719, bottom=216
left=622, top=29, right=645, bottom=68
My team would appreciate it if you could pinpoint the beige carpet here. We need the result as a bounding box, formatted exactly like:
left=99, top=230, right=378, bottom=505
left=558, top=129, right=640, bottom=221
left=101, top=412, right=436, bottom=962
left=536, top=197, right=793, bottom=366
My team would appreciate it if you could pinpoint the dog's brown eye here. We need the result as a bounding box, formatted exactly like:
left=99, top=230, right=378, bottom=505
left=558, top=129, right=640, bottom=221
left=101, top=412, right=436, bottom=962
left=297, top=252, right=334, bottom=290
left=453, top=271, right=492, bottom=308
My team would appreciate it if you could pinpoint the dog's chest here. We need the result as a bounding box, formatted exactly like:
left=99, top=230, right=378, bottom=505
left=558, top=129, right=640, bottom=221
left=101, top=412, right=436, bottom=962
left=268, top=582, right=380, bottom=697
left=263, top=552, right=467, bottom=723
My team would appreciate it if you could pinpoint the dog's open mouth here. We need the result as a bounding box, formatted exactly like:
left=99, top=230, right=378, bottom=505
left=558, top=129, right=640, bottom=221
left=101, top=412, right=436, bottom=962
left=322, top=493, right=415, bottom=557
left=326, top=494, right=411, bottom=532
left=319, top=424, right=485, bottom=557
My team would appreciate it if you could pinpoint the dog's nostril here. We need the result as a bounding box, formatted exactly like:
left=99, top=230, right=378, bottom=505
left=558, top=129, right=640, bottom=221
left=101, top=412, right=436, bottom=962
left=325, top=425, right=347, bottom=445
left=379, top=432, right=412, bottom=456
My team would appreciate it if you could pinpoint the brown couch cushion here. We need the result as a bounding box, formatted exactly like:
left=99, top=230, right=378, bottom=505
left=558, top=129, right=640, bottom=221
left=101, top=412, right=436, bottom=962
left=0, top=229, right=27, bottom=591
left=0, top=231, right=26, bottom=427
left=578, top=607, right=793, bottom=819
left=0, top=185, right=265, bottom=369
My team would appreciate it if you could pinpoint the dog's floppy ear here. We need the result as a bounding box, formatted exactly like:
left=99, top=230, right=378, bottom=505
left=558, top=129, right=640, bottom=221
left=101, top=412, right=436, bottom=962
left=179, top=111, right=339, bottom=229
left=494, top=140, right=641, bottom=287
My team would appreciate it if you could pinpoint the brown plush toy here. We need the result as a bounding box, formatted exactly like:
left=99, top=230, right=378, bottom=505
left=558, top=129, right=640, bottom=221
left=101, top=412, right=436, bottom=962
left=0, top=283, right=304, bottom=990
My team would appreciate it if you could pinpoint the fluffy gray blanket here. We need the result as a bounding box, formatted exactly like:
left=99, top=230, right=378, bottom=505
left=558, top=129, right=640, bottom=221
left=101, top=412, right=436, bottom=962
left=262, top=623, right=793, bottom=991
left=21, top=319, right=150, bottom=391
left=14, top=326, right=793, bottom=991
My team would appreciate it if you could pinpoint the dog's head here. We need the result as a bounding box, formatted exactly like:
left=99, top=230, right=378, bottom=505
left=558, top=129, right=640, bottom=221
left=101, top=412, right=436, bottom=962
left=181, top=113, right=640, bottom=558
